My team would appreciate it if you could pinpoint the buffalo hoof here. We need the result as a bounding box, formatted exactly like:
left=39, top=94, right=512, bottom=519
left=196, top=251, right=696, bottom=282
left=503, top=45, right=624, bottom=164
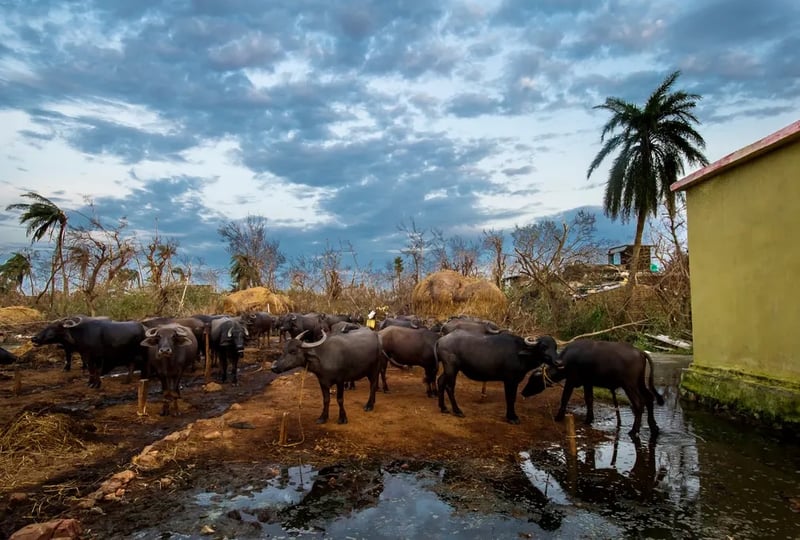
left=454, top=411, right=465, bottom=418
left=440, top=407, right=449, bottom=414
left=628, top=430, right=641, bottom=440
left=363, top=404, right=374, bottom=412
left=584, top=418, right=594, bottom=426
left=507, top=417, right=521, bottom=425
left=382, top=388, right=390, bottom=394
left=554, top=413, right=565, bottom=422
left=337, top=417, right=348, bottom=424
left=316, top=417, right=328, bottom=424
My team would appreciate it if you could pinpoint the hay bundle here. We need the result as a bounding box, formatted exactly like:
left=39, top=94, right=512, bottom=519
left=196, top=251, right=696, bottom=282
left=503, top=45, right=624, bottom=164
left=412, top=270, right=507, bottom=322
left=0, top=306, right=43, bottom=326
left=0, top=410, right=88, bottom=454
left=219, top=287, right=292, bottom=314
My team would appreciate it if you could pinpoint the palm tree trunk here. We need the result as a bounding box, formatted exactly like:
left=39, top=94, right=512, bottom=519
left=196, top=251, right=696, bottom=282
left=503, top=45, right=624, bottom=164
left=627, top=209, right=648, bottom=291
left=59, top=223, right=69, bottom=298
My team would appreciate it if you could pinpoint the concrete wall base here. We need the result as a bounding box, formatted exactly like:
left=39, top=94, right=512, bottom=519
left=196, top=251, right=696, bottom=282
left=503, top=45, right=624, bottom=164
left=680, top=365, right=800, bottom=432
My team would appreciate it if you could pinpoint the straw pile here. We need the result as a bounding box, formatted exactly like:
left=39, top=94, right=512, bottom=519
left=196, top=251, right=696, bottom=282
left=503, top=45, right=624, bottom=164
left=412, top=270, right=508, bottom=322
left=0, top=306, right=43, bottom=326
left=0, top=410, right=88, bottom=454
left=219, top=287, right=292, bottom=314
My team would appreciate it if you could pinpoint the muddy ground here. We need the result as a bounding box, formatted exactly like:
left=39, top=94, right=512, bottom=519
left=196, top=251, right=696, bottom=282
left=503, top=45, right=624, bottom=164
left=0, top=338, right=599, bottom=538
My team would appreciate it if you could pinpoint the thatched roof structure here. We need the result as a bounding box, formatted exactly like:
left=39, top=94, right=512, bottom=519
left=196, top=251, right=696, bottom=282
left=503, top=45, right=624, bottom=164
left=219, top=287, right=292, bottom=314
left=412, top=270, right=507, bottom=322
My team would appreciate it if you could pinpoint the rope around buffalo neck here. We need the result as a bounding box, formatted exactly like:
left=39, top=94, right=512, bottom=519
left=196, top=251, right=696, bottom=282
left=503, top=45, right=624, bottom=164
left=276, top=364, right=308, bottom=447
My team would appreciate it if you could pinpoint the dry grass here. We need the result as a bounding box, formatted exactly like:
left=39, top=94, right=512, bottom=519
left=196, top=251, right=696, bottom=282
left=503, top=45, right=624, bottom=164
left=0, top=409, right=97, bottom=491
left=219, top=287, right=293, bottom=314
left=412, top=270, right=507, bottom=322
left=0, top=306, right=43, bottom=326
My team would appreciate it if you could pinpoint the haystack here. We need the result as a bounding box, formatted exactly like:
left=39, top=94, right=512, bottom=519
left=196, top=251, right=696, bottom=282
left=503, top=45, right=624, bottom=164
left=219, top=287, right=292, bottom=314
left=0, top=306, right=43, bottom=326
left=412, top=270, right=507, bottom=322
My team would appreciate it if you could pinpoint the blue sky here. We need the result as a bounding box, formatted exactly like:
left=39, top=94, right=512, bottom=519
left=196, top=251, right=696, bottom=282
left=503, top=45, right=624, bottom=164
left=0, top=0, right=798, bottom=283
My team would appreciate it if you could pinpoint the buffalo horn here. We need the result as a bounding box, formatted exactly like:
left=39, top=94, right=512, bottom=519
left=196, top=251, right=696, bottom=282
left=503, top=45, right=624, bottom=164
left=62, top=316, right=83, bottom=328
left=175, top=326, right=188, bottom=337
left=524, top=336, right=539, bottom=346
left=301, top=330, right=327, bottom=349
left=227, top=326, right=233, bottom=338
left=486, top=324, right=501, bottom=334
left=295, top=330, right=309, bottom=341
left=145, top=327, right=160, bottom=337
left=290, top=314, right=298, bottom=321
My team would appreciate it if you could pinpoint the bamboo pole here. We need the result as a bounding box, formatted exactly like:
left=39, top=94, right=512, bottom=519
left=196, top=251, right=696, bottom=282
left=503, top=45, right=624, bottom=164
left=565, top=413, right=577, bottom=456
left=137, top=379, right=149, bottom=416
left=278, top=412, right=289, bottom=445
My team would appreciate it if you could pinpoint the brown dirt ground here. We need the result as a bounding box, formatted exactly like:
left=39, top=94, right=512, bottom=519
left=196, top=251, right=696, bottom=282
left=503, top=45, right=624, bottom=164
left=0, top=338, right=602, bottom=538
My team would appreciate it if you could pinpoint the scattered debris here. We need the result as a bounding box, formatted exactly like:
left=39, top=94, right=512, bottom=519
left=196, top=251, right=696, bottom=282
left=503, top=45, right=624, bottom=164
left=645, top=333, right=693, bottom=350
left=9, top=518, right=82, bottom=540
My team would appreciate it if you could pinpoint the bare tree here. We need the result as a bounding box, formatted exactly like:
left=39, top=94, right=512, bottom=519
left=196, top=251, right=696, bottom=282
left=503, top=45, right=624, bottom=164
left=511, top=211, right=602, bottom=326
left=143, top=232, right=179, bottom=314
left=319, top=241, right=343, bottom=303
left=67, top=214, right=136, bottom=315
left=398, top=218, right=427, bottom=284
left=482, top=229, right=507, bottom=289
left=218, top=215, right=285, bottom=291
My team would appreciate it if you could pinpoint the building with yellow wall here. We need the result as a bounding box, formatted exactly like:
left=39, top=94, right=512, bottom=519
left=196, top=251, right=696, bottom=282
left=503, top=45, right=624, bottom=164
left=671, top=119, right=800, bottom=429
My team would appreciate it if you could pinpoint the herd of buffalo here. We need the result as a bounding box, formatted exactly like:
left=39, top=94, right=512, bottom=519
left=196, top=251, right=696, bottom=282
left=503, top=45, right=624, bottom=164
left=0, top=311, right=664, bottom=437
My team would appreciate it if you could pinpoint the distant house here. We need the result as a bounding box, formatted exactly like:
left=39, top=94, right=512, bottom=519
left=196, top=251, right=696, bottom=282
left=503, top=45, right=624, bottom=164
left=671, top=119, right=800, bottom=429
left=607, top=244, right=653, bottom=271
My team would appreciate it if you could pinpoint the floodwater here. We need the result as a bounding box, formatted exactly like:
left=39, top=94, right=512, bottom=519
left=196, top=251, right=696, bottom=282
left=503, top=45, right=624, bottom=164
left=133, top=356, right=800, bottom=539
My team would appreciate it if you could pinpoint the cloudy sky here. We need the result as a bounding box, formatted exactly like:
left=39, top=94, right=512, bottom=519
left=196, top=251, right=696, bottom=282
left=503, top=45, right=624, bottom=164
left=1, top=0, right=798, bottom=284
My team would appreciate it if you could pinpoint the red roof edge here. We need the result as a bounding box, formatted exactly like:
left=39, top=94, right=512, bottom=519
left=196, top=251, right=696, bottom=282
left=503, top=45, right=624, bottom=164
left=671, top=119, right=800, bottom=192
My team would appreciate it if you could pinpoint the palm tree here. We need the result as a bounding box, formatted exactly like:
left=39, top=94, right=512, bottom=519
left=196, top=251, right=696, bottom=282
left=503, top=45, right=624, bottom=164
left=6, top=192, right=69, bottom=302
left=0, top=252, right=34, bottom=295
left=587, top=70, right=708, bottom=285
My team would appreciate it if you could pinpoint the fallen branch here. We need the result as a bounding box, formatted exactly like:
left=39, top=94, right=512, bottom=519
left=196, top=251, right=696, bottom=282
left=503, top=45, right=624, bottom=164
left=557, top=319, right=650, bottom=346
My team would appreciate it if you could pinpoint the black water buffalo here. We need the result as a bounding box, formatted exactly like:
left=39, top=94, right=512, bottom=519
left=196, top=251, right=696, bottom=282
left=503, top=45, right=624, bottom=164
left=142, top=316, right=208, bottom=369
left=244, top=311, right=277, bottom=347
left=441, top=318, right=503, bottom=336
left=31, top=315, right=110, bottom=370
left=378, top=325, right=439, bottom=397
left=209, top=317, right=248, bottom=384
left=32, top=316, right=146, bottom=388
left=140, top=324, right=199, bottom=416
left=271, top=329, right=381, bottom=424
left=322, top=313, right=354, bottom=330
left=521, top=339, right=665, bottom=437
left=0, top=346, right=19, bottom=365
left=435, top=330, right=558, bottom=424
left=378, top=316, right=422, bottom=331
left=281, top=313, right=326, bottom=341
left=330, top=321, right=362, bottom=334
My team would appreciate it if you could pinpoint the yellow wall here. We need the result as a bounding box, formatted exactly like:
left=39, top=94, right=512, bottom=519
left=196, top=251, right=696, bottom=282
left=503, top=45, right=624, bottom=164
left=686, top=141, right=800, bottom=382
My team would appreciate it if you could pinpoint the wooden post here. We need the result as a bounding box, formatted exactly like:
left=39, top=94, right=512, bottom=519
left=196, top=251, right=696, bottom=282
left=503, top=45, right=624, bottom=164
left=565, top=413, right=577, bottom=456
left=204, top=329, right=212, bottom=384
left=278, top=411, right=289, bottom=445
left=137, top=379, right=149, bottom=416
left=13, top=367, right=22, bottom=396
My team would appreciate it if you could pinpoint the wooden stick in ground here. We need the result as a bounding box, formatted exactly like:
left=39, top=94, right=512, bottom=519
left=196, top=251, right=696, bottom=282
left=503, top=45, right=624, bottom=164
left=565, top=413, right=577, bottom=456
left=204, top=329, right=212, bottom=384
left=13, top=367, right=22, bottom=396
left=278, top=412, right=289, bottom=445
left=137, top=379, right=148, bottom=416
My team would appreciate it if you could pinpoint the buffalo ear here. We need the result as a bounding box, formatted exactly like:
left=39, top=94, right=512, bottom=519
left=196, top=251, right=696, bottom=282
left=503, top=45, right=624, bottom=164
left=140, top=337, right=159, bottom=347
left=177, top=336, right=193, bottom=346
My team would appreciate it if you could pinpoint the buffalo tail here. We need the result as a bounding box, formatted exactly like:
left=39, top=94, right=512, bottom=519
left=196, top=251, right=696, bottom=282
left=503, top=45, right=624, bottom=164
left=643, top=351, right=666, bottom=406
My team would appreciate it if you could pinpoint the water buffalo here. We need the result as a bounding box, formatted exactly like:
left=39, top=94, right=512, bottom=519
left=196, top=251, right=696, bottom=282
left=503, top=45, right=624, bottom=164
left=322, top=313, right=354, bottom=330
left=31, top=315, right=110, bottom=370
left=378, top=316, right=422, bottom=331
left=378, top=325, right=439, bottom=397
left=281, top=313, right=326, bottom=341
left=140, top=324, right=199, bottom=416
left=435, top=330, right=558, bottom=424
left=330, top=321, right=362, bottom=334
left=521, top=339, right=665, bottom=437
left=32, top=316, right=146, bottom=388
left=0, top=346, right=19, bottom=365
left=209, top=317, right=248, bottom=384
left=271, top=329, right=381, bottom=424
left=244, top=311, right=277, bottom=347
left=440, top=317, right=508, bottom=398
left=142, top=316, right=208, bottom=370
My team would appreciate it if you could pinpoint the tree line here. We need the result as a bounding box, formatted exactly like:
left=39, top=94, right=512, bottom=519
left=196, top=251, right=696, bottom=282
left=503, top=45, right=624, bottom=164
left=2, top=70, right=706, bottom=328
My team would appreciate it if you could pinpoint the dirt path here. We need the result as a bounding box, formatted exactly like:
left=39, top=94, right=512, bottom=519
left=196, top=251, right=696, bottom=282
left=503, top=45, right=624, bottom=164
left=0, top=341, right=596, bottom=538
